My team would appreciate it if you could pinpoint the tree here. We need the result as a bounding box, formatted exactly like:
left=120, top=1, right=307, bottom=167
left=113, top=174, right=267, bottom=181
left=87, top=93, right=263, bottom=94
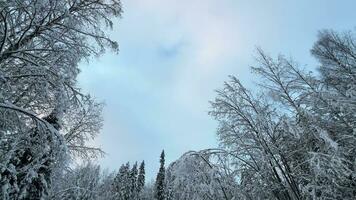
left=49, top=162, right=118, bottom=200
left=140, top=181, right=155, bottom=200
left=209, top=29, right=356, bottom=199
left=113, top=163, right=131, bottom=200
left=155, top=150, right=166, bottom=200
left=165, top=151, right=234, bottom=200
left=130, top=162, right=138, bottom=199
left=0, top=0, right=121, bottom=199
left=50, top=163, right=102, bottom=200
left=137, top=161, right=146, bottom=194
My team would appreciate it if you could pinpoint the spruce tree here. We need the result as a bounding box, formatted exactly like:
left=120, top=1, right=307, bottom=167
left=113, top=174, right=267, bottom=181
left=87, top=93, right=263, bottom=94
left=130, top=162, right=138, bottom=199
left=113, top=163, right=131, bottom=200
left=155, top=150, right=166, bottom=200
left=137, top=161, right=145, bottom=194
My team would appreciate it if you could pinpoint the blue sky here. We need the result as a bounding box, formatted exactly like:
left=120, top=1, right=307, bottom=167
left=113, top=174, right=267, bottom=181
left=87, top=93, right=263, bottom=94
left=78, top=0, right=356, bottom=180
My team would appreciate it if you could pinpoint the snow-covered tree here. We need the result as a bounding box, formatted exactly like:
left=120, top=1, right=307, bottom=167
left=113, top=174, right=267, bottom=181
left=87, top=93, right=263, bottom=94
left=112, top=162, right=132, bottom=200
left=209, top=29, right=356, bottom=199
left=50, top=163, right=101, bottom=199
left=129, top=162, right=139, bottom=199
left=137, top=161, right=146, bottom=194
left=165, top=151, right=235, bottom=200
left=0, top=0, right=122, bottom=199
left=49, top=162, right=117, bottom=200
left=155, top=150, right=166, bottom=200
left=140, top=181, right=155, bottom=200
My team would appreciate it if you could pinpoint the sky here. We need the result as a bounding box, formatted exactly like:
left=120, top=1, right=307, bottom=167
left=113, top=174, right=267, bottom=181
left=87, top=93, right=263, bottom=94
left=78, top=0, right=356, bottom=180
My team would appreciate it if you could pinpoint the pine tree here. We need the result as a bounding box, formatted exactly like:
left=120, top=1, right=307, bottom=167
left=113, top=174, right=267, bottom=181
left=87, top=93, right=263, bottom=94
left=155, top=150, right=166, bottom=200
left=137, top=161, right=145, bottom=194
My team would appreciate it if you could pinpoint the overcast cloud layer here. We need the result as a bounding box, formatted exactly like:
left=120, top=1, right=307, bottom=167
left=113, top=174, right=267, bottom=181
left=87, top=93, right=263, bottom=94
left=78, top=0, right=356, bottom=180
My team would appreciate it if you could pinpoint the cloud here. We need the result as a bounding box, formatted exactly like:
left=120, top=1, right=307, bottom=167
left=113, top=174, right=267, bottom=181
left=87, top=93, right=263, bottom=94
left=79, top=0, right=246, bottom=178
left=78, top=0, right=356, bottom=179
left=122, top=0, right=243, bottom=111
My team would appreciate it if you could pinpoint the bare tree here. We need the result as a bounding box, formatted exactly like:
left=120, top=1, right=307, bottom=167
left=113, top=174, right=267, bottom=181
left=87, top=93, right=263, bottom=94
left=0, top=0, right=121, bottom=199
left=50, top=162, right=117, bottom=200
left=210, top=30, right=356, bottom=199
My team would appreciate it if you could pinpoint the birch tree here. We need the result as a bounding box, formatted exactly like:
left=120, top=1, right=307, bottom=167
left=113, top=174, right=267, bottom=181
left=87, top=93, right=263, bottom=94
left=210, top=29, right=356, bottom=199
left=165, top=151, right=235, bottom=200
left=0, top=0, right=122, bottom=199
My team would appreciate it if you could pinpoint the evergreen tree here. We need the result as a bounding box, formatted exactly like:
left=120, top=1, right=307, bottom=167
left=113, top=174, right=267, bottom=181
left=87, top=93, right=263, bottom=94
left=130, top=162, right=138, bottom=199
left=137, top=161, right=145, bottom=194
left=155, top=150, right=166, bottom=200
left=113, top=163, right=131, bottom=200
